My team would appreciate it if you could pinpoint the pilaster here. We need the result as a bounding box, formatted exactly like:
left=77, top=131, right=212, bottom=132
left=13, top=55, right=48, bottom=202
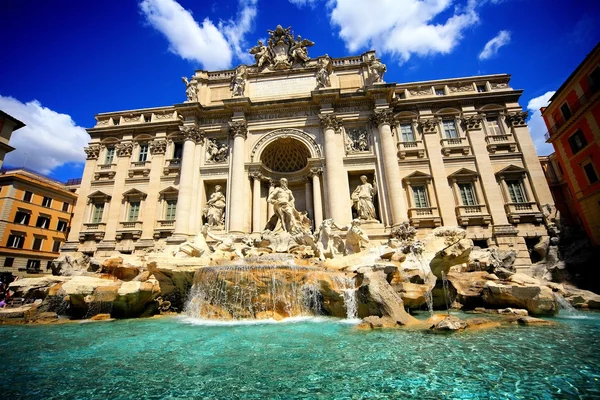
left=228, top=120, right=248, bottom=233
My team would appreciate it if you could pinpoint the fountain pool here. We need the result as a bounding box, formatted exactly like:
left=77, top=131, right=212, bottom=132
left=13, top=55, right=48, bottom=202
left=1, top=313, right=599, bottom=399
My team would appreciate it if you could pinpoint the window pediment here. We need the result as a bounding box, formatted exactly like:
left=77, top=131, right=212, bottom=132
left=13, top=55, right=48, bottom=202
left=403, top=171, right=432, bottom=186
left=448, top=168, right=479, bottom=182
left=87, top=191, right=112, bottom=204
left=122, top=188, right=147, bottom=200
left=496, top=165, right=526, bottom=178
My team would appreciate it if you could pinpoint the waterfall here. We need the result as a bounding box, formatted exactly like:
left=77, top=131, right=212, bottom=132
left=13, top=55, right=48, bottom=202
left=84, top=291, right=114, bottom=319
left=441, top=271, right=451, bottom=312
left=184, top=264, right=323, bottom=320
left=554, top=293, right=583, bottom=318
left=337, top=275, right=358, bottom=320
left=414, top=252, right=434, bottom=316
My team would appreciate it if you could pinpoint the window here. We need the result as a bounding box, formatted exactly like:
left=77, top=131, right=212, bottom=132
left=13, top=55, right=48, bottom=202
left=144, top=115, right=151, bottom=123
left=23, top=191, right=32, bottom=202
left=399, top=124, right=415, bottom=142
left=435, top=88, right=445, bottom=96
left=92, top=203, right=104, bottom=223
left=47, top=261, right=53, bottom=270
left=583, top=163, right=599, bottom=184
left=26, top=260, right=41, bottom=271
left=138, top=143, right=149, bottom=162
left=62, top=202, right=69, bottom=212
left=4, top=257, right=14, bottom=267
left=476, top=85, right=486, bottom=93
left=52, top=240, right=61, bottom=253
left=458, top=183, right=477, bottom=206
left=7, top=234, right=24, bottom=249
left=113, top=119, right=120, bottom=126
left=165, top=200, right=177, bottom=220
left=128, top=201, right=140, bottom=222
left=506, top=180, right=527, bottom=203
left=173, top=142, right=183, bottom=159
left=14, top=210, right=31, bottom=225
left=589, top=66, right=600, bottom=92
left=56, top=220, right=68, bottom=232
left=486, top=117, right=502, bottom=136
left=105, top=147, right=115, bottom=164
left=36, top=216, right=51, bottom=229
left=42, top=196, right=52, bottom=208
left=568, top=130, right=587, bottom=154
left=442, top=120, right=459, bottom=138
left=412, top=186, right=429, bottom=208
left=32, top=237, right=43, bottom=251
left=560, top=103, right=572, bottom=121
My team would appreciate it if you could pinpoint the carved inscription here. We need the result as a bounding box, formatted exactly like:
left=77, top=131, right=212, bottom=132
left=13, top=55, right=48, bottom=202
left=251, top=76, right=317, bottom=98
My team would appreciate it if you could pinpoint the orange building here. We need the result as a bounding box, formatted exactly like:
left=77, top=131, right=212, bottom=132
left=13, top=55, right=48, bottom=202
left=542, top=43, right=600, bottom=246
left=0, top=169, right=77, bottom=278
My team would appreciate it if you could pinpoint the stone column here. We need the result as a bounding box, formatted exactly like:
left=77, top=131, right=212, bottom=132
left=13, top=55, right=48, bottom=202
left=319, top=114, right=351, bottom=226
left=227, top=121, right=248, bottom=233
left=65, top=145, right=101, bottom=247
left=372, top=109, right=408, bottom=226
left=506, top=111, right=554, bottom=206
left=464, top=115, right=509, bottom=225
left=251, top=172, right=262, bottom=233
left=305, top=177, right=314, bottom=225
left=172, top=126, right=203, bottom=240
left=141, top=138, right=168, bottom=241
left=267, top=180, right=275, bottom=219
left=310, top=167, right=323, bottom=228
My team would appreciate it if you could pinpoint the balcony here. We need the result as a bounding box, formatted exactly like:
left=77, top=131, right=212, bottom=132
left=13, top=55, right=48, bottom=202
left=128, top=161, right=151, bottom=178
left=153, top=219, right=175, bottom=239
left=397, top=140, right=425, bottom=159
left=116, top=221, right=142, bottom=240
left=94, top=163, right=116, bottom=180
left=163, top=158, right=181, bottom=176
left=80, top=222, right=106, bottom=242
left=455, top=205, right=492, bottom=226
left=504, top=202, right=543, bottom=224
left=440, top=137, right=470, bottom=156
left=485, top=133, right=517, bottom=153
left=408, top=207, right=442, bottom=228
left=545, top=84, right=600, bottom=141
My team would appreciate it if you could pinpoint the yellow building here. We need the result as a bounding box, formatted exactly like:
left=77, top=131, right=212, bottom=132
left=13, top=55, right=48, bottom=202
left=0, top=169, right=77, bottom=278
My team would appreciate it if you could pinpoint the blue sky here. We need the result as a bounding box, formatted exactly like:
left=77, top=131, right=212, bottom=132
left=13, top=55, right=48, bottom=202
left=1, top=0, right=599, bottom=182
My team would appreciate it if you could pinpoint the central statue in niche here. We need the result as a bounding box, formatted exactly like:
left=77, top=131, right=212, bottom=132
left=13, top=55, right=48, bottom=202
left=266, top=178, right=309, bottom=234
left=351, top=175, right=379, bottom=222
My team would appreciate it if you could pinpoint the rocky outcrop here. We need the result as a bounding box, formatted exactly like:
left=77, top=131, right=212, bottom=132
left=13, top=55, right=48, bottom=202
left=429, top=315, right=467, bottom=331
left=482, top=274, right=558, bottom=316
left=9, top=276, right=68, bottom=300
left=562, top=285, right=600, bottom=309
left=466, top=247, right=516, bottom=279
left=356, top=265, right=418, bottom=326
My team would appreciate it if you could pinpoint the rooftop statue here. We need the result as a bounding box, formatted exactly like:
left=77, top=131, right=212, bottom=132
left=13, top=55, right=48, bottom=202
left=367, top=55, right=387, bottom=84
left=231, top=65, right=248, bottom=97
left=249, top=25, right=314, bottom=70
left=182, top=76, right=198, bottom=102
left=316, top=55, right=332, bottom=89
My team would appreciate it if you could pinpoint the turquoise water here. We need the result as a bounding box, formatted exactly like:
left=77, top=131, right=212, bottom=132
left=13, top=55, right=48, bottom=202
left=1, top=313, right=599, bottom=399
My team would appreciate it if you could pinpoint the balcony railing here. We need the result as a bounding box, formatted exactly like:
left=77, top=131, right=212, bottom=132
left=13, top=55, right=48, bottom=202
left=407, top=207, right=442, bottom=227
left=455, top=205, right=492, bottom=226
left=485, top=133, right=517, bottom=153
left=157, top=220, right=175, bottom=228
left=397, top=140, right=425, bottom=159
left=119, top=221, right=143, bottom=230
left=163, top=159, right=182, bottom=176
left=83, top=222, right=106, bottom=231
left=440, top=137, right=470, bottom=156
left=545, top=84, right=600, bottom=141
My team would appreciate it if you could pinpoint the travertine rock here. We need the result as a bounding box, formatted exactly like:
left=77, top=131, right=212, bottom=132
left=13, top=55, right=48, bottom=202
left=482, top=281, right=558, bottom=316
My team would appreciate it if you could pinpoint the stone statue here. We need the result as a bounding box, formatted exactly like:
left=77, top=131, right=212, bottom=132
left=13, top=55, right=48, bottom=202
left=182, top=76, right=197, bottom=102
left=345, top=128, right=369, bottom=153
left=231, top=65, right=248, bottom=97
left=290, top=35, right=314, bottom=64
left=357, top=133, right=369, bottom=151
left=174, top=224, right=211, bottom=257
left=267, top=178, right=302, bottom=234
left=339, top=219, right=370, bottom=255
left=351, top=175, right=378, bottom=221
left=367, top=56, right=386, bottom=84
left=206, top=139, right=228, bottom=163
left=204, top=185, right=226, bottom=228
left=249, top=40, right=271, bottom=69
left=314, top=219, right=337, bottom=260
left=316, top=55, right=332, bottom=89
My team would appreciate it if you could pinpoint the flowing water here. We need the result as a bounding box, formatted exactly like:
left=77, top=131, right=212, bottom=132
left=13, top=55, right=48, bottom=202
left=1, top=312, right=599, bottom=399
left=336, top=275, right=358, bottom=320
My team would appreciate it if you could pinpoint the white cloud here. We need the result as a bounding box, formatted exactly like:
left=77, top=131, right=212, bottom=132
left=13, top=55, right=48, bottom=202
left=0, top=96, right=90, bottom=175
left=478, top=30, right=511, bottom=60
left=328, top=0, right=480, bottom=62
left=288, top=0, right=318, bottom=6
left=221, top=0, right=258, bottom=65
left=140, top=0, right=258, bottom=70
left=526, top=91, right=556, bottom=156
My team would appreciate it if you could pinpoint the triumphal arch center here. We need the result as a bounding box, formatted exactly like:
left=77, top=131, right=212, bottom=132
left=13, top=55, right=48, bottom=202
left=65, top=25, right=554, bottom=268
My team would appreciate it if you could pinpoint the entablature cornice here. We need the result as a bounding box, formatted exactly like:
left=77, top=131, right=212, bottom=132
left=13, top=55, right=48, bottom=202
left=391, top=90, right=523, bottom=110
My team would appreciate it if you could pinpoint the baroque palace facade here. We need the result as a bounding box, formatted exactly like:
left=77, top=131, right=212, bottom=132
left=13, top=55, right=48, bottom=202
left=65, top=26, right=554, bottom=269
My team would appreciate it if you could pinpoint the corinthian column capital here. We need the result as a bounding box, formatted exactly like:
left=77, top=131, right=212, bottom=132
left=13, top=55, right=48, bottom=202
left=319, top=114, right=342, bottom=132
left=179, top=125, right=205, bottom=143
left=229, top=120, right=248, bottom=139
left=371, top=109, right=395, bottom=127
